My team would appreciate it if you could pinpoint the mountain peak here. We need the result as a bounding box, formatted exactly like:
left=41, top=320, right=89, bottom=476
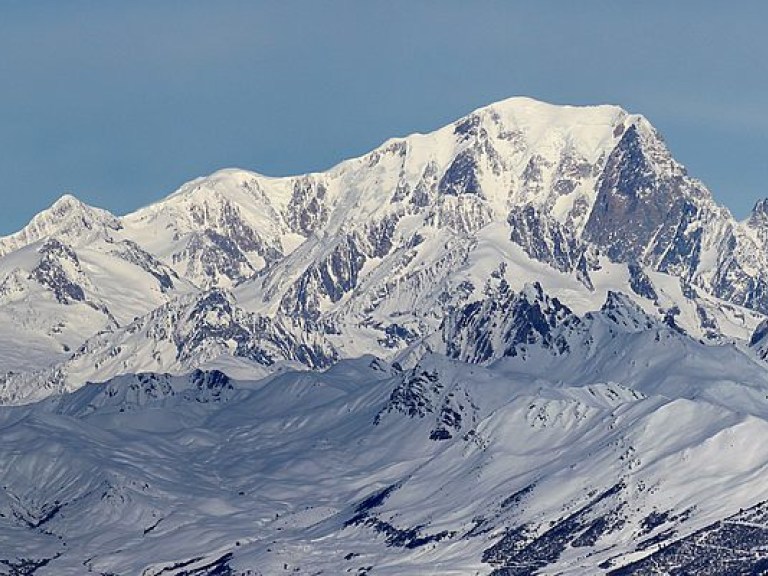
left=168, top=168, right=266, bottom=196
left=50, top=193, right=85, bottom=211
left=0, top=194, right=122, bottom=257
left=598, top=290, right=657, bottom=332
left=484, top=95, right=627, bottom=116
left=467, top=96, right=636, bottom=141
left=4, top=95, right=768, bottom=576
left=31, top=193, right=118, bottom=228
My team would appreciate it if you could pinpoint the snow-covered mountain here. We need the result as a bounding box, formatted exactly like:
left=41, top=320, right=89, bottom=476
left=3, top=97, right=765, bottom=385
left=3, top=96, right=768, bottom=573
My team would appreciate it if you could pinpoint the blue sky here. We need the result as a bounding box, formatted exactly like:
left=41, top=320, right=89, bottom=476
left=1, top=1, right=766, bottom=234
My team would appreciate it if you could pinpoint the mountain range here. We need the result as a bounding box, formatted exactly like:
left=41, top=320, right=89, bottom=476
left=2, top=97, right=768, bottom=574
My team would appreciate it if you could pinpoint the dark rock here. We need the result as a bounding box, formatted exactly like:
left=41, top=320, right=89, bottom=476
left=507, top=204, right=582, bottom=273
left=627, top=262, right=658, bottom=302
left=438, top=150, right=482, bottom=197
left=29, top=239, right=86, bottom=304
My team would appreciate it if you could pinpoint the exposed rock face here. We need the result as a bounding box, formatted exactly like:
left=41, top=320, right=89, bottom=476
left=278, top=234, right=368, bottom=323
left=627, top=261, right=658, bottom=302
left=507, top=204, right=581, bottom=272
left=750, top=319, right=768, bottom=360
left=438, top=150, right=483, bottom=197
left=174, top=230, right=256, bottom=288
left=442, top=282, right=583, bottom=364
left=29, top=239, right=87, bottom=304
left=286, top=176, right=330, bottom=235
left=583, top=124, right=705, bottom=275
left=608, top=502, right=768, bottom=575
left=747, top=198, right=768, bottom=244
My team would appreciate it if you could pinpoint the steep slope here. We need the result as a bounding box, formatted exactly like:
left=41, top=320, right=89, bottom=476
left=222, top=97, right=763, bottom=351
left=238, top=98, right=637, bottom=320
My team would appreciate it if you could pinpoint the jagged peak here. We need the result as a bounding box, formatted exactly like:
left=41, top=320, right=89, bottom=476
left=754, top=198, right=768, bottom=214
left=39, top=193, right=117, bottom=222
left=50, top=192, right=84, bottom=209
left=598, top=291, right=656, bottom=332
left=609, top=116, right=692, bottom=183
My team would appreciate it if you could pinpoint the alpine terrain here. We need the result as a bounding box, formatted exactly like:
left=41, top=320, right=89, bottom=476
left=2, top=97, right=768, bottom=574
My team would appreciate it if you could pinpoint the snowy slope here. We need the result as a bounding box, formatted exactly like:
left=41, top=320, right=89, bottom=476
left=0, top=236, right=195, bottom=372
left=4, top=340, right=768, bottom=575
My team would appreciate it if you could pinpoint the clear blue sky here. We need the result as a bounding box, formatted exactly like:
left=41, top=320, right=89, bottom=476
left=1, top=1, right=766, bottom=234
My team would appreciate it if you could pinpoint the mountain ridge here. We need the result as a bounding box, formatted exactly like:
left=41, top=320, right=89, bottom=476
left=2, top=96, right=767, bottom=392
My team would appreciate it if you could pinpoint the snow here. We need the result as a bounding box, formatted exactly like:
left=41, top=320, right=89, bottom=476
left=1, top=96, right=768, bottom=572
left=3, top=345, right=768, bottom=573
